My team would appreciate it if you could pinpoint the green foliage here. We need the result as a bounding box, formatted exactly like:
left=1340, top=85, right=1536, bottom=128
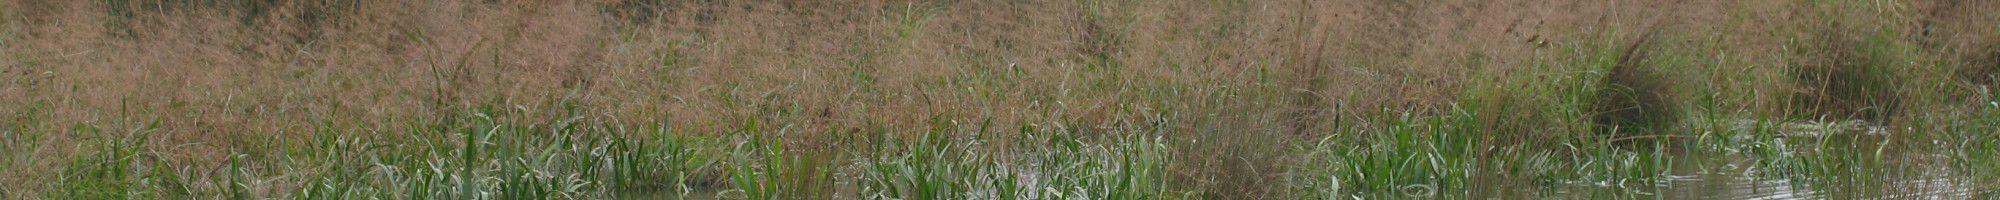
left=49, top=122, right=175, bottom=199
left=861, top=132, right=997, bottom=200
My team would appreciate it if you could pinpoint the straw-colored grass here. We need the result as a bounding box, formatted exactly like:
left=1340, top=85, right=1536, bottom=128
left=2, top=0, right=1998, bottom=199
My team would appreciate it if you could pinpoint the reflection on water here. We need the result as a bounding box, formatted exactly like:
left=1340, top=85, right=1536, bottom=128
left=1658, top=170, right=1986, bottom=199
left=1604, top=119, right=1994, bottom=199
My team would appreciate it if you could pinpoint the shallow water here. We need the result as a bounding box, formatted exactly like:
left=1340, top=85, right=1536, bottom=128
left=1656, top=167, right=1988, bottom=199
left=1624, top=120, right=1992, bottom=199
left=1648, top=168, right=1992, bottom=199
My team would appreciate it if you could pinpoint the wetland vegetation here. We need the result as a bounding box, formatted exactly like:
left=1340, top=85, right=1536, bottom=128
left=2, top=0, right=1997, bottom=199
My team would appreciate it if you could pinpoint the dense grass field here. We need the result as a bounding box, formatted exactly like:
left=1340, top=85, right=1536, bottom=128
left=2, top=0, right=1998, bottom=199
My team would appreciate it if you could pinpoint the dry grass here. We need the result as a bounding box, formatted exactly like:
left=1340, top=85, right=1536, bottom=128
left=2, top=0, right=1999, bottom=199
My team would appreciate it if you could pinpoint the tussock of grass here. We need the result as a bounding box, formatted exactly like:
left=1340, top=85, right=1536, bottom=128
left=1591, top=30, right=1680, bottom=136
left=1787, top=29, right=1907, bottom=121
left=50, top=122, right=171, bottom=199
left=1965, top=40, right=2000, bottom=86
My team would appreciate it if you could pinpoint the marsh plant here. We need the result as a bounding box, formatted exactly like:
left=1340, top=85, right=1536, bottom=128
left=3, top=0, right=1999, bottom=199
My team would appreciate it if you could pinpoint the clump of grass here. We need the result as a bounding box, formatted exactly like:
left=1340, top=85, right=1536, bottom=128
left=1447, top=32, right=1634, bottom=146
left=1169, top=108, right=1296, bottom=198
left=851, top=119, right=1177, bottom=200
left=1950, top=91, right=2000, bottom=186
left=1287, top=112, right=1472, bottom=199
left=1456, top=33, right=1654, bottom=146
left=0, top=101, right=48, bottom=174
left=607, top=121, right=716, bottom=195
left=283, top=110, right=724, bottom=199
left=1785, top=1, right=1921, bottom=122
left=724, top=119, right=839, bottom=200
left=1787, top=30, right=1905, bottom=121
left=1285, top=31, right=1705, bottom=198
left=1591, top=30, right=1680, bottom=136
left=1286, top=107, right=1674, bottom=199
left=859, top=129, right=1006, bottom=199
left=1022, top=124, right=1172, bottom=200
left=1962, top=40, right=2000, bottom=86
left=48, top=121, right=185, bottom=199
